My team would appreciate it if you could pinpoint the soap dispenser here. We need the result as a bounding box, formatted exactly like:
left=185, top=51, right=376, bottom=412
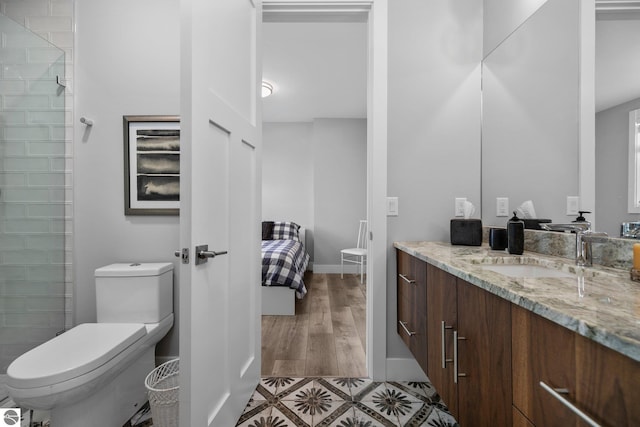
left=507, top=211, right=524, bottom=255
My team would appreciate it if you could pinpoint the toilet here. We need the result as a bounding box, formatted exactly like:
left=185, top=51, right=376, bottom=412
left=6, top=262, right=174, bottom=427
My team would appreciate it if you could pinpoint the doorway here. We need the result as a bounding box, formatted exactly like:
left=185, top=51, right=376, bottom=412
left=261, top=14, right=368, bottom=377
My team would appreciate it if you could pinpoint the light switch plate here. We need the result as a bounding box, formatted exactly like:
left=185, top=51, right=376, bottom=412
left=496, top=197, right=509, bottom=217
left=454, top=198, right=467, bottom=217
left=387, top=197, right=399, bottom=216
left=567, top=196, right=579, bottom=215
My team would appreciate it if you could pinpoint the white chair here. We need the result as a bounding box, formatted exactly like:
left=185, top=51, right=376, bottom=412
left=341, top=220, right=367, bottom=283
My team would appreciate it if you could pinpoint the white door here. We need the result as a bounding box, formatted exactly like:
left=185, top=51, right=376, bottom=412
left=179, top=1, right=262, bottom=426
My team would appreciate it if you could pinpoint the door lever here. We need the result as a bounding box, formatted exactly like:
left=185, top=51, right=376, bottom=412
left=195, top=244, right=227, bottom=265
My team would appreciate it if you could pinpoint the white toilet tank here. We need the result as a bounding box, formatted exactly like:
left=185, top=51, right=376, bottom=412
left=95, top=263, right=173, bottom=323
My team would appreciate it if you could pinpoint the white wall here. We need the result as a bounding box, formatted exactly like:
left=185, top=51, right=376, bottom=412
left=481, top=0, right=580, bottom=227
left=483, top=0, right=548, bottom=56
left=387, top=0, right=482, bottom=362
left=313, top=118, right=367, bottom=270
left=596, top=98, right=640, bottom=237
left=74, top=0, right=180, bottom=358
left=262, top=121, right=313, bottom=240
left=262, top=119, right=366, bottom=270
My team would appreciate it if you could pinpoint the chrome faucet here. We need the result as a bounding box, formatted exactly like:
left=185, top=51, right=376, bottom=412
left=540, top=223, right=608, bottom=267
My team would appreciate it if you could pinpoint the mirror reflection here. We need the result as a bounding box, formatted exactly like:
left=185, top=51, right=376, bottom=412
left=482, top=0, right=580, bottom=228
left=595, top=10, right=640, bottom=237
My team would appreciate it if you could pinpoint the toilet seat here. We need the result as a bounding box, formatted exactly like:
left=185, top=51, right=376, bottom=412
left=7, top=323, right=146, bottom=389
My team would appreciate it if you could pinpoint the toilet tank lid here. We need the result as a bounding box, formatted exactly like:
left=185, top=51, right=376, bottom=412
left=95, top=262, right=173, bottom=277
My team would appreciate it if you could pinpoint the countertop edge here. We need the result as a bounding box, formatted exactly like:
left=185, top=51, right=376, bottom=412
left=394, top=241, right=640, bottom=363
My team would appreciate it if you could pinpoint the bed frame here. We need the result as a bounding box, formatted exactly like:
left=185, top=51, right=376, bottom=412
left=262, top=286, right=296, bottom=315
left=261, top=227, right=306, bottom=316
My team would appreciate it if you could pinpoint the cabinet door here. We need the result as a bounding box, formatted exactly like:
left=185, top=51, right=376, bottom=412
left=426, top=264, right=458, bottom=418
left=513, top=406, right=535, bottom=427
left=397, top=250, right=413, bottom=349
left=512, top=305, right=577, bottom=427
left=396, top=250, right=428, bottom=374
left=576, top=333, right=640, bottom=426
left=457, top=279, right=512, bottom=426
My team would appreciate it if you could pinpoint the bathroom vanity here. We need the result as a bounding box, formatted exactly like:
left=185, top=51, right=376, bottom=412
left=395, top=241, right=640, bottom=427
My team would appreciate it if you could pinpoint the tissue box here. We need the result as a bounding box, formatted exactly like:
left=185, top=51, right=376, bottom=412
left=450, top=219, right=482, bottom=246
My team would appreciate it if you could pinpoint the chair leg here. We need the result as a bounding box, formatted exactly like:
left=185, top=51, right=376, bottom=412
left=359, top=256, right=363, bottom=284
left=341, top=255, right=344, bottom=279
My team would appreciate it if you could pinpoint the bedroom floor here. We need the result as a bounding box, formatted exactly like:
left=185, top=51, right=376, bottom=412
left=261, top=273, right=367, bottom=377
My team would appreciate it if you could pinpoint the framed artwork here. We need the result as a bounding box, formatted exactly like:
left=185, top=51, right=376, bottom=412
left=123, top=115, right=180, bottom=215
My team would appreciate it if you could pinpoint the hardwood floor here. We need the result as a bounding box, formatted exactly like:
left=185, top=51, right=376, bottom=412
left=261, top=272, right=367, bottom=377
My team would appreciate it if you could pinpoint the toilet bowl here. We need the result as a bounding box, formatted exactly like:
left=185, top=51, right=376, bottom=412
left=6, top=263, right=174, bottom=427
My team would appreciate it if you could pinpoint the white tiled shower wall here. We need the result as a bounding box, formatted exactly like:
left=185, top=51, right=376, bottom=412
left=0, top=0, right=74, bottom=371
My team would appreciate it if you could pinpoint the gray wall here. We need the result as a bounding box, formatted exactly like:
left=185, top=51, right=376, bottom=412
left=313, top=118, right=367, bottom=269
left=74, top=0, right=180, bottom=359
left=262, top=122, right=314, bottom=227
left=483, top=0, right=547, bottom=56
left=262, top=119, right=367, bottom=270
left=596, top=97, right=640, bottom=237
left=386, top=0, right=483, bottom=360
left=481, top=0, right=580, bottom=227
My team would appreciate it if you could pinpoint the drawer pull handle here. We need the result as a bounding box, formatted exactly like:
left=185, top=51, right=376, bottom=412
left=398, top=321, right=416, bottom=337
left=441, top=320, right=453, bottom=368
left=453, top=331, right=467, bottom=383
left=398, top=273, right=416, bottom=284
left=539, top=381, right=602, bottom=427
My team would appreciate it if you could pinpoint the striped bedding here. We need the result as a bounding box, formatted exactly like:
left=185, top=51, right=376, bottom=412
left=261, top=239, right=309, bottom=299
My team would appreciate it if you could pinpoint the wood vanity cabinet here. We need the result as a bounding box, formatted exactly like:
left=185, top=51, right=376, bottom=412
left=512, top=304, right=578, bottom=427
left=426, top=264, right=512, bottom=426
left=396, top=250, right=428, bottom=374
left=575, top=333, right=640, bottom=426
left=397, top=247, right=640, bottom=427
left=512, top=304, right=640, bottom=427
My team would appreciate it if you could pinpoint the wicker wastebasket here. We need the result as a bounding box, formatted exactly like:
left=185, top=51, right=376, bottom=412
left=145, top=358, right=179, bottom=427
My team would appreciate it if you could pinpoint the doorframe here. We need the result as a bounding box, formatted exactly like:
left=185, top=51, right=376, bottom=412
left=262, top=0, right=388, bottom=380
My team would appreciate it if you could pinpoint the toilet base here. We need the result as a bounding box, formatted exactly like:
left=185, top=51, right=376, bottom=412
left=50, top=347, right=154, bottom=427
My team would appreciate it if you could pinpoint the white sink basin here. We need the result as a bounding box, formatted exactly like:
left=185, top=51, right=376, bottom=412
left=481, top=264, right=574, bottom=278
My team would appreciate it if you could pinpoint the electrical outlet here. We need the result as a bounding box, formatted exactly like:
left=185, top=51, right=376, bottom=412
left=455, top=198, right=467, bottom=217
left=567, top=196, right=579, bottom=215
left=496, top=197, right=509, bottom=217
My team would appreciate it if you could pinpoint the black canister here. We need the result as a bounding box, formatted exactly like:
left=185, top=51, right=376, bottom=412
left=489, top=228, right=507, bottom=250
left=507, top=211, right=524, bottom=255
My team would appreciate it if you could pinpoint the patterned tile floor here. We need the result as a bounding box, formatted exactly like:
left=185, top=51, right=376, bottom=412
left=235, top=377, right=460, bottom=427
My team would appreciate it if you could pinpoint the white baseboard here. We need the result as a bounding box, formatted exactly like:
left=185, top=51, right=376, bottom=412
left=313, top=264, right=363, bottom=274
left=384, top=357, right=429, bottom=382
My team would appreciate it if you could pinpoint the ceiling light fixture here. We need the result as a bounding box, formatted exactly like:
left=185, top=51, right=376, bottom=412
left=262, top=81, right=273, bottom=98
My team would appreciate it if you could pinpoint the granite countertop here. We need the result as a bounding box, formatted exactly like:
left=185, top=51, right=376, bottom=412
left=394, top=241, right=640, bottom=363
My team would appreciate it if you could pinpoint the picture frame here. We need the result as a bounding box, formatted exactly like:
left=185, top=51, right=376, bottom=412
left=123, top=115, right=180, bottom=215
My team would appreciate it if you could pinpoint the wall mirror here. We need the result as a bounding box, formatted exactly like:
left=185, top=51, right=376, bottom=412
left=481, top=0, right=581, bottom=227
left=594, top=6, right=640, bottom=237
left=628, top=109, right=640, bottom=214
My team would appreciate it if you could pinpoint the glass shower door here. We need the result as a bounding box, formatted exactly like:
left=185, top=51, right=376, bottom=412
left=0, top=14, right=67, bottom=399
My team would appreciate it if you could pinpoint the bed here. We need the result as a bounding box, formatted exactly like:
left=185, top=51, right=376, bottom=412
left=261, top=221, right=310, bottom=315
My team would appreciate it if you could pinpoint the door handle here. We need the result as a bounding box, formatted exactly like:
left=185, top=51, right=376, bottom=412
left=195, top=244, right=227, bottom=265
left=441, top=321, right=453, bottom=368
left=453, top=330, right=467, bottom=383
left=398, top=273, right=415, bottom=284
left=539, top=382, right=602, bottom=427
left=398, top=320, right=416, bottom=337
